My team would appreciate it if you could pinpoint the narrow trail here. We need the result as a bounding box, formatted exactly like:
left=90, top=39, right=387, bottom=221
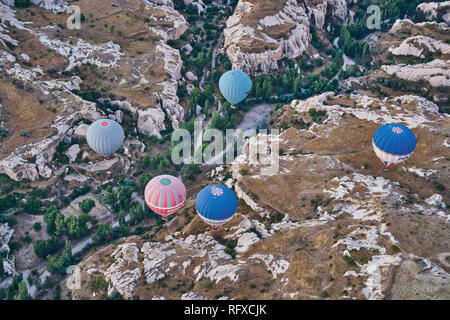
left=199, top=30, right=224, bottom=92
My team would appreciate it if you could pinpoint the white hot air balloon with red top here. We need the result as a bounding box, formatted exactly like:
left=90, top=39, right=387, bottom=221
left=144, top=175, right=186, bottom=221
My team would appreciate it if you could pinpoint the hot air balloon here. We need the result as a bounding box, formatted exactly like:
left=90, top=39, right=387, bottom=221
left=372, top=123, right=416, bottom=167
left=144, top=175, right=186, bottom=221
left=195, top=184, right=237, bottom=229
left=219, top=70, right=252, bottom=109
left=86, top=119, right=125, bottom=159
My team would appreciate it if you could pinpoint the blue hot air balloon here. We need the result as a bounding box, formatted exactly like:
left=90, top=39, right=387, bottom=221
left=372, top=123, right=416, bottom=167
left=86, top=119, right=125, bottom=158
left=195, top=184, right=238, bottom=229
left=219, top=70, right=252, bottom=109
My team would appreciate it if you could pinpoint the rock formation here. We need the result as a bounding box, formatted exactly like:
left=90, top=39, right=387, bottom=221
left=381, top=59, right=450, bottom=87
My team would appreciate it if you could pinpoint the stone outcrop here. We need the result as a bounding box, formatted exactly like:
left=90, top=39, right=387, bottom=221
left=381, top=59, right=450, bottom=87
left=289, top=92, right=443, bottom=129
left=73, top=124, right=89, bottom=138
left=147, top=2, right=189, bottom=41
left=0, top=0, right=189, bottom=180
left=0, top=55, right=103, bottom=181
left=389, top=19, right=449, bottom=33
left=0, top=223, right=15, bottom=277
left=65, top=144, right=80, bottom=163
left=388, top=35, right=450, bottom=58
left=416, top=1, right=450, bottom=25
left=72, top=88, right=449, bottom=299
left=104, top=243, right=142, bottom=298
left=223, top=0, right=353, bottom=73
left=224, top=0, right=311, bottom=73
left=1, top=0, right=68, bottom=12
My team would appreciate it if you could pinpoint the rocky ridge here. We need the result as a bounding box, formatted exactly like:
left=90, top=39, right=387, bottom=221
left=71, top=91, right=449, bottom=300
left=223, top=0, right=355, bottom=73
left=0, top=0, right=189, bottom=180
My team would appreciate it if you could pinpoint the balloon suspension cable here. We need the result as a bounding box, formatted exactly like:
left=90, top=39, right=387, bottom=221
left=162, top=216, right=168, bottom=222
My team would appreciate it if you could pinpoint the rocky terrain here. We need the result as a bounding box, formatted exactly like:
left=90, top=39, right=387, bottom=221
left=0, top=0, right=188, bottom=181
left=223, top=0, right=354, bottom=74
left=70, top=89, right=449, bottom=300
left=0, top=0, right=449, bottom=301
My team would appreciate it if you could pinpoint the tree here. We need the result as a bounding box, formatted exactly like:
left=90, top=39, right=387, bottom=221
left=119, top=224, right=129, bottom=237
left=118, top=210, right=126, bottom=226
left=46, top=255, right=64, bottom=275
left=253, top=81, right=262, bottom=98
left=293, top=74, right=302, bottom=94
left=65, top=215, right=89, bottom=239
left=14, top=281, right=30, bottom=300
left=262, top=78, right=273, bottom=99
left=0, top=195, right=17, bottom=212
left=180, top=164, right=201, bottom=180
left=33, top=222, right=41, bottom=231
left=138, top=173, right=153, bottom=190
left=47, top=240, right=72, bottom=275
left=118, top=186, right=134, bottom=210
left=104, top=189, right=118, bottom=210
left=14, top=0, right=30, bottom=8
left=62, top=240, right=72, bottom=262
left=44, top=206, right=63, bottom=235
left=33, top=240, right=46, bottom=259
left=129, top=205, right=146, bottom=225
left=92, top=224, right=113, bottom=245
left=54, top=213, right=67, bottom=236
left=33, top=237, right=63, bottom=259
left=204, top=99, right=210, bottom=116
left=78, top=198, right=95, bottom=214
left=24, top=197, right=42, bottom=215
left=142, top=153, right=171, bottom=173
left=6, top=215, right=16, bottom=227
left=7, top=283, right=15, bottom=300
left=44, top=206, right=88, bottom=240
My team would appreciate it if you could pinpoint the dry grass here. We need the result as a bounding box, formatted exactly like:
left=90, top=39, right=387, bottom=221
left=0, top=80, right=59, bottom=157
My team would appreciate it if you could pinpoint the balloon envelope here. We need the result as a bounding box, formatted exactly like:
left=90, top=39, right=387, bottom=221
left=372, top=123, right=416, bottom=167
left=144, top=175, right=186, bottom=218
left=219, top=70, right=252, bottom=106
left=195, top=184, right=237, bottom=227
left=87, top=119, right=125, bottom=157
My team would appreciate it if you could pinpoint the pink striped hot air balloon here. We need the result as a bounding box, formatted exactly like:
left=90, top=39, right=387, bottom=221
left=144, top=175, right=186, bottom=221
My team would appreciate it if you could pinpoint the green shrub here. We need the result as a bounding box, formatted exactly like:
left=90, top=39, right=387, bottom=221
left=14, top=0, right=30, bottom=8
left=24, top=197, right=43, bottom=215
left=78, top=198, right=95, bottom=214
